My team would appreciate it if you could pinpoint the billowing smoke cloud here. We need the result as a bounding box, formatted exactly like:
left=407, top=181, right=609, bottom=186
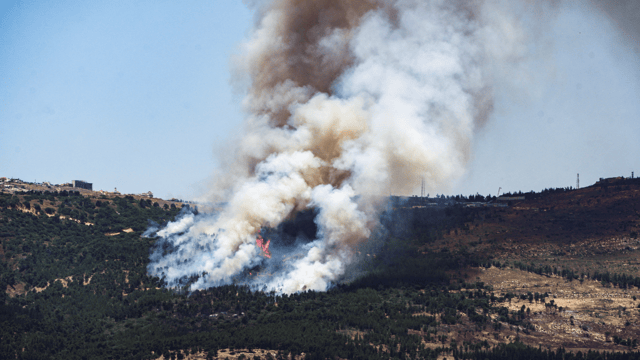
left=591, top=0, right=640, bottom=52
left=148, top=0, right=540, bottom=293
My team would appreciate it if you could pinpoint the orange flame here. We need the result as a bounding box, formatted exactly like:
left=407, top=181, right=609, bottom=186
left=256, top=234, right=271, bottom=258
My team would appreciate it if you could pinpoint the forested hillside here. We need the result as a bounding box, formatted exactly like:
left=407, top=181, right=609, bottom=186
left=1, top=189, right=640, bottom=359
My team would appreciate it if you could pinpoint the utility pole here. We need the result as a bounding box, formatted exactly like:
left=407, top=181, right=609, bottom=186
left=497, top=187, right=501, bottom=197
left=576, top=173, right=579, bottom=190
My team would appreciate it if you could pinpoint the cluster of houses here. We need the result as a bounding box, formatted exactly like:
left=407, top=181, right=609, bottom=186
left=0, top=177, right=29, bottom=193
left=0, top=177, right=154, bottom=199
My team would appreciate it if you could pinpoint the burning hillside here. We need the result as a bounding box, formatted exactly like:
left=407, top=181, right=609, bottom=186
left=147, top=0, right=553, bottom=294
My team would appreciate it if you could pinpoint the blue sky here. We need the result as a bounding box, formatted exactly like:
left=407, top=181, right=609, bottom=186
left=0, top=1, right=252, bottom=199
left=1, top=1, right=639, bottom=199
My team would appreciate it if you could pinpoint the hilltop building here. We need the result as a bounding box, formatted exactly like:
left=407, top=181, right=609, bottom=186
left=496, top=196, right=525, bottom=201
left=72, top=180, right=92, bottom=190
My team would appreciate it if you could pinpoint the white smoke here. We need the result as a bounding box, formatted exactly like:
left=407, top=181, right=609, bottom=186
left=148, top=0, right=541, bottom=293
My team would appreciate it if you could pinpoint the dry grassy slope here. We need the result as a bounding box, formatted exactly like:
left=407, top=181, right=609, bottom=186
left=155, top=349, right=285, bottom=360
left=418, top=179, right=640, bottom=351
left=424, top=266, right=640, bottom=352
left=477, top=267, right=639, bottom=350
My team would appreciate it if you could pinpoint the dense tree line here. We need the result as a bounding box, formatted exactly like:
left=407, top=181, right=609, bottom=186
left=510, top=261, right=640, bottom=290
left=453, top=342, right=640, bottom=360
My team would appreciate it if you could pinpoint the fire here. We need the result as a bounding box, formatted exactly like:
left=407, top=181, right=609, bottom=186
left=255, top=230, right=271, bottom=258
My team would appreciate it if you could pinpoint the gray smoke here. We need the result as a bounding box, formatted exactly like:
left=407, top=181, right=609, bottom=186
left=147, top=0, right=555, bottom=293
left=591, top=0, right=640, bottom=52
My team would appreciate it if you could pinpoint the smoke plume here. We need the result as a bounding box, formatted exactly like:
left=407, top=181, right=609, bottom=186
left=148, top=0, right=538, bottom=293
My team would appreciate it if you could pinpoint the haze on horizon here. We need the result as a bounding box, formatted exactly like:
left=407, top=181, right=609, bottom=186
left=1, top=0, right=639, bottom=200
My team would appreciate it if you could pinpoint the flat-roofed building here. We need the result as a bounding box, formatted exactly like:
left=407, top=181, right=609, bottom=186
left=72, top=180, right=93, bottom=190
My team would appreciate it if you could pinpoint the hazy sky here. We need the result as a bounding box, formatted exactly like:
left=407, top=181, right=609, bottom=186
left=1, top=1, right=639, bottom=199
left=455, top=2, right=640, bottom=197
